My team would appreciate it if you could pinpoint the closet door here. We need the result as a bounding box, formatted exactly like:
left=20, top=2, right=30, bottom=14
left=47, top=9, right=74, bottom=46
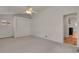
left=13, top=16, right=31, bottom=38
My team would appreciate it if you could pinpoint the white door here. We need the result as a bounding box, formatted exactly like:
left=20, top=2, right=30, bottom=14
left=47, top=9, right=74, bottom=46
left=13, top=16, right=31, bottom=38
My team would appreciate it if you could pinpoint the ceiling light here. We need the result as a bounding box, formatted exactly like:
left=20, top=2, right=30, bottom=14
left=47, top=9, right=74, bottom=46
left=26, top=10, right=32, bottom=14
left=26, top=7, right=32, bottom=15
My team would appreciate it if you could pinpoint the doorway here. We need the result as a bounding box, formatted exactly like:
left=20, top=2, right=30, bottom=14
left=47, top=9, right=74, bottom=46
left=63, top=13, right=77, bottom=46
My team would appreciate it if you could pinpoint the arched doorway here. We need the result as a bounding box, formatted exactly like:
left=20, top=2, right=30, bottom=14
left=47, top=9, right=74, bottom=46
left=64, top=13, right=77, bottom=46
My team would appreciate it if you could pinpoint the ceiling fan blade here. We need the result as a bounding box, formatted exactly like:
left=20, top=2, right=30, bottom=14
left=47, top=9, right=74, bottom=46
left=32, top=10, right=38, bottom=14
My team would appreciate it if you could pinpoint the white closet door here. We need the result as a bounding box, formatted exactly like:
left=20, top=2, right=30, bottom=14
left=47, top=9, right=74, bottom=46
left=13, top=16, right=31, bottom=38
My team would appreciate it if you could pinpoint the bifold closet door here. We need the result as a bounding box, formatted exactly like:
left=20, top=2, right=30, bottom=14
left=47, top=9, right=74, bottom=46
left=13, top=16, right=31, bottom=38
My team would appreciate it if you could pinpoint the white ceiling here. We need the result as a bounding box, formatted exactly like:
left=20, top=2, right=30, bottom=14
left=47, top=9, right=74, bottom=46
left=0, top=6, right=48, bottom=14
left=0, top=6, right=79, bottom=15
left=0, top=6, right=78, bottom=19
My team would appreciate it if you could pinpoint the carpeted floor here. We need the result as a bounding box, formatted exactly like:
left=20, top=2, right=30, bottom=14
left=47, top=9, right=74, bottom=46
left=0, top=36, right=78, bottom=53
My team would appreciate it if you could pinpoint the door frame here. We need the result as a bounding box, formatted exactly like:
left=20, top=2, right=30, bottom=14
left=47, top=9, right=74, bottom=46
left=63, top=12, right=77, bottom=46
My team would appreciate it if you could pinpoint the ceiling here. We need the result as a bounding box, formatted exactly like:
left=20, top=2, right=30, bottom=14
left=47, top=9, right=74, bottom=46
left=0, top=6, right=48, bottom=14
left=0, top=6, right=48, bottom=19
left=0, top=6, right=79, bottom=19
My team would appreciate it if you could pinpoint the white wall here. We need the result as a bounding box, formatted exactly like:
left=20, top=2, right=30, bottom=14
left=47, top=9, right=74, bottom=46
left=13, top=16, right=31, bottom=38
left=32, top=7, right=78, bottom=43
left=0, top=15, right=14, bottom=38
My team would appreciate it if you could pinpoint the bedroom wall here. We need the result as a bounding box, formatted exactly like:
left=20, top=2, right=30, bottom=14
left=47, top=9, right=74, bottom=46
left=32, top=6, right=78, bottom=43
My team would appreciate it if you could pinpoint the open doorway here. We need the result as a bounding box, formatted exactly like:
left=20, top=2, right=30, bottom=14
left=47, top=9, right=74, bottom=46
left=63, top=13, right=77, bottom=46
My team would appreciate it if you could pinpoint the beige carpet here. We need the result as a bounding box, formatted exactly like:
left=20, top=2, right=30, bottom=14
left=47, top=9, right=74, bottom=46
left=0, top=36, right=77, bottom=53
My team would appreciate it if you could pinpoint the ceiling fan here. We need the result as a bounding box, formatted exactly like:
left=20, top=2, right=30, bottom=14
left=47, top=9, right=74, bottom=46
left=25, top=6, right=37, bottom=15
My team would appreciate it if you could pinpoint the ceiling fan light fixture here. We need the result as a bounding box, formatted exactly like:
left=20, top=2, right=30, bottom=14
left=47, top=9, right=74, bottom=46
left=26, top=10, right=32, bottom=14
left=26, top=7, right=32, bottom=15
